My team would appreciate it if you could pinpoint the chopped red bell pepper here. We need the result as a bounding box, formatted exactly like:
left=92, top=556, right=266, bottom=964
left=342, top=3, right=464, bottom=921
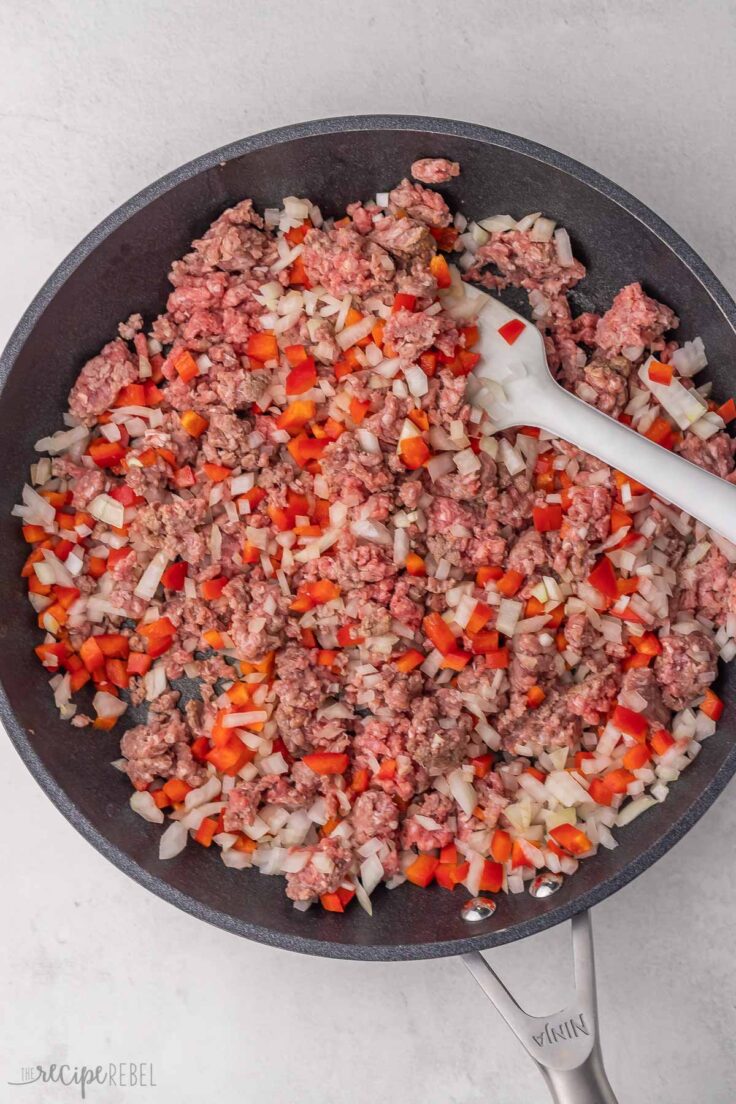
left=398, top=435, right=430, bottom=470
left=276, top=399, right=316, bottom=433
left=302, top=752, right=350, bottom=775
left=648, top=359, right=673, bottom=386
left=180, top=410, right=209, bottom=438
left=650, top=729, right=675, bottom=756
left=246, top=332, right=279, bottom=362
left=88, top=438, right=126, bottom=469
left=588, top=777, right=614, bottom=806
left=622, top=744, right=651, bottom=771
left=392, top=292, right=416, bottom=313
left=700, top=689, right=724, bottom=721
left=115, top=383, right=148, bottom=407
left=423, top=612, right=457, bottom=655
left=161, top=561, right=188, bottom=591
left=587, top=556, right=618, bottom=600
left=478, top=859, right=504, bottom=892
left=336, top=623, right=365, bottom=647
left=394, top=649, right=425, bottom=673
left=127, top=651, right=153, bottom=676
left=485, top=647, right=510, bottom=669
left=286, top=356, right=317, bottom=396
left=173, top=348, right=199, bottom=382
left=496, top=569, right=524, bottom=597
left=429, top=253, right=452, bottom=289
left=405, top=552, right=426, bottom=577
left=200, top=576, right=228, bottom=601
left=603, top=767, right=635, bottom=794
left=550, top=823, right=592, bottom=855
left=498, top=318, right=525, bottom=344
left=405, top=853, right=439, bottom=888
left=611, top=704, right=648, bottom=740
left=195, top=816, right=219, bottom=848
left=202, top=462, right=232, bottom=482
left=532, top=504, right=563, bottom=532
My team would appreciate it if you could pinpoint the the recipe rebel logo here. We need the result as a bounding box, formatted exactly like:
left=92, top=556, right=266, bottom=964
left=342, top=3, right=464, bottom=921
left=8, top=1061, right=157, bottom=1098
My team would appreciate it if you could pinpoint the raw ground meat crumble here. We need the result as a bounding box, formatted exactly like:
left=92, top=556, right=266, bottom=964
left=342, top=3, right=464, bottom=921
left=17, top=155, right=734, bottom=914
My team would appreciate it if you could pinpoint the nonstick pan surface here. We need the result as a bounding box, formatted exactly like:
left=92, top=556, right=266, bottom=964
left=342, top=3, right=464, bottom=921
left=2, top=115, right=735, bottom=960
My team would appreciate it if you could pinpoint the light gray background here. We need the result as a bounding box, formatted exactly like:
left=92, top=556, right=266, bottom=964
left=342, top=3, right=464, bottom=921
left=1, top=2, right=735, bottom=1102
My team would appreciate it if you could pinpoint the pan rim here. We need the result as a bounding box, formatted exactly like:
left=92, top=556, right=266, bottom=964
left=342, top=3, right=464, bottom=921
left=2, top=113, right=736, bottom=960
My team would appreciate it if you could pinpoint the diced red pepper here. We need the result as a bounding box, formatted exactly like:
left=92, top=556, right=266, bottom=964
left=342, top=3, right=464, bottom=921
left=302, top=752, right=350, bottom=775
left=429, top=253, right=452, bottom=289
left=526, top=685, right=546, bottom=708
left=441, top=650, right=471, bottom=671
left=173, top=465, right=196, bottom=489
left=246, top=332, right=279, bottom=362
left=88, top=438, right=126, bottom=469
left=648, top=359, right=673, bottom=386
left=623, top=744, right=651, bottom=771
left=469, top=630, right=501, bottom=654
left=398, top=435, right=430, bottom=470
left=162, top=778, right=193, bottom=803
left=180, top=410, right=209, bottom=438
left=392, top=292, right=416, bottom=313
left=466, top=602, right=493, bottom=636
left=394, top=649, right=425, bottom=673
left=650, top=729, right=675, bottom=756
left=611, top=704, right=648, bottom=741
left=491, top=829, right=512, bottom=863
left=588, top=556, right=618, bottom=600
left=485, top=647, right=510, bottom=669
left=337, top=623, right=365, bottom=647
left=717, top=398, right=736, bottom=424
left=127, top=651, right=153, bottom=676
left=161, top=561, right=188, bottom=591
left=287, top=434, right=329, bottom=468
left=115, top=383, right=148, bottom=407
left=276, top=399, right=316, bottom=433
left=405, top=853, right=439, bottom=888
left=700, top=689, right=724, bottom=721
left=405, top=552, right=426, bottom=577
left=195, top=817, right=218, bottom=848
left=202, top=462, right=232, bottom=482
left=588, top=777, right=614, bottom=806
left=498, top=318, right=525, bottom=345
left=200, top=576, right=228, bottom=601
left=286, top=356, right=317, bottom=396
left=496, top=569, right=524, bottom=597
left=550, top=823, right=592, bottom=855
left=604, top=767, right=635, bottom=794
left=478, top=859, right=504, bottom=893
left=472, top=753, right=493, bottom=779
left=173, top=348, right=199, bottom=382
left=532, top=504, right=563, bottom=532
left=423, top=612, right=457, bottom=656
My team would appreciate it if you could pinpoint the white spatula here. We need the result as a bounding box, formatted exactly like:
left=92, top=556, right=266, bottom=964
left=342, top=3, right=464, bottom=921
left=470, top=296, right=736, bottom=544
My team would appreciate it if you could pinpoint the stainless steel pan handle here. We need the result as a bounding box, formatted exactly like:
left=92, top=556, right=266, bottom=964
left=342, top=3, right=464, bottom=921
left=463, top=910, right=617, bottom=1104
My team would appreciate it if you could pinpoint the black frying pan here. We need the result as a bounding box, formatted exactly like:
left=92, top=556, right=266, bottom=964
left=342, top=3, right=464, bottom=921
left=2, top=115, right=735, bottom=1099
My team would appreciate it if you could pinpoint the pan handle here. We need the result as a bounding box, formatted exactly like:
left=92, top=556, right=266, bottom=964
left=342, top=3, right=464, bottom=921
left=462, top=910, right=617, bottom=1104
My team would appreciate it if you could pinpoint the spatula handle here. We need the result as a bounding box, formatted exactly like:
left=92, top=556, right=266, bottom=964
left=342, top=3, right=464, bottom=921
left=534, top=379, right=736, bottom=545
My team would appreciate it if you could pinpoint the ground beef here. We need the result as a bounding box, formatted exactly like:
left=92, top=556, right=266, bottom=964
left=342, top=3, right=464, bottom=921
left=120, top=711, right=205, bottom=788
left=676, top=430, right=735, bottom=479
left=285, top=837, right=353, bottom=902
left=411, top=158, right=460, bottom=184
left=467, top=230, right=586, bottom=297
left=406, top=691, right=472, bottom=773
left=388, top=179, right=452, bottom=227
left=401, top=791, right=455, bottom=851
left=302, top=225, right=396, bottom=298
left=620, top=667, right=670, bottom=727
left=68, top=339, right=138, bottom=424
left=28, top=159, right=732, bottom=911
left=578, top=356, right=631, bottom=415
left=350, top=790, right=400, bottom=846
left=383, top=308, right=440, bottom=361
left=595, top=283, right=678, bottom=355
left=655, top=632, right=718, bottom=710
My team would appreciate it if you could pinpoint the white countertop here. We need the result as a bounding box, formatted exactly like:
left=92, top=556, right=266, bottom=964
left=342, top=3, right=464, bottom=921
left=2, top=3, right=735, bottom=1101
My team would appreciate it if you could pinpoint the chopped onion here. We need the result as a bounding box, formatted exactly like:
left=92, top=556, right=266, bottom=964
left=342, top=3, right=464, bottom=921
left=356, top=428, right=381, bottom=454
left=350, top=519, right=392, bottom=546
left=615, top=795, right=656, bottom=827
left=130, top=790, right=164, bottom=824
left=448, top=768, right=478, bottom=817
left=89, top=493, right=125, bottom=529
left=554, top=227, right=574, bottom=267
left=638, top=357, right=707, bottom=429
left=159, top=820, right=189, bottom=860
left=496, top=598, right=522, bottom=636
left=92, top=691, right=127, bottom=720
left=134, top=550, right=168, bottom=600
left=337, top=315, right=376, bottom=351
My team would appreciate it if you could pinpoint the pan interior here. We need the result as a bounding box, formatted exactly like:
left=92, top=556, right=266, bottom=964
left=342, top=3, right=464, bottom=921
left=1, top=116, right=735, bottom=959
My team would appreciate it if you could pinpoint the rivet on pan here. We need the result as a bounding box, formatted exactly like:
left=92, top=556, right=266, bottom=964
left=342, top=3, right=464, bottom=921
left=529, top=872, right=564, bottom=898
left=461, top=897, right=497, bottom=922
